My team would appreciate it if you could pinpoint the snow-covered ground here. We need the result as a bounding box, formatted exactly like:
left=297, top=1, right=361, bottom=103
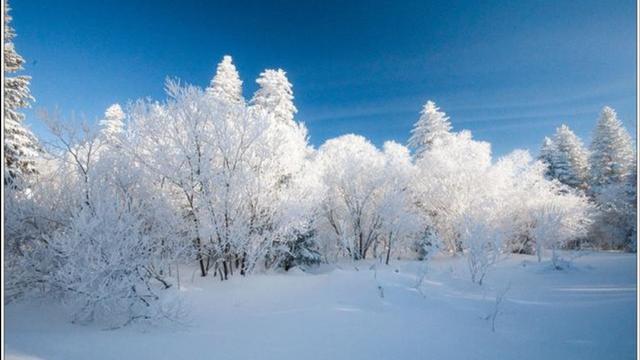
left=5, top=252, right=637, bottom=360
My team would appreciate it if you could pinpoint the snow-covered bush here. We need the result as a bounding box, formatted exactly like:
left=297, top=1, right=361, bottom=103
left=5, top=111, right=184, bottom=326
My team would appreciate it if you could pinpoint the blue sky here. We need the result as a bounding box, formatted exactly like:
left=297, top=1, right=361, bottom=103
left=11, top=0, right=637, bottom=156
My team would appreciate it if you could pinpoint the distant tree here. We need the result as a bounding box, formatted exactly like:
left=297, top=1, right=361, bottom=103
left=206, top=55, right=244, bottom=104
left=538, top=136, right=556, bottom=179
left=589, top=106, right=635, bottom=190
left=4, top=0, right=39, bottom=185
left=551, top=124, right=590, bottom=190
left=407, top=100, right=452, bottom=159
left=99, top=103, right=125, bottom=141
left=250, top=69, right=297, bottom=126
left=587, top=107, right=636, bottom=250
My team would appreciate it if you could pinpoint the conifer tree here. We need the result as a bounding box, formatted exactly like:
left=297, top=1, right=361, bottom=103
left=99, top=103, right=125, bottom=140
left=250, top=69, right=297, bottom=126
left=4, top=0, right=39, bottom=184
left=538, top=136, right=556, bottom=179
left=408, top=100, right=452, bottom=159
left=551, top=124, right=590, bottom=190
left=206, top=55, right=244, bottom=104
left=589, top=106, right=635, bottom=190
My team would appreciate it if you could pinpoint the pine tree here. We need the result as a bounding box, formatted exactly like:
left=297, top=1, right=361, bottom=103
left=206, top=55, right=244, bottom=104
left=4, top=0, right=39, bottom=184
left=99, top=103, right=125, bottom=140
left=538, top=136, right=556, bottom=179
left=589, top=106, right=635, bottom=190
left=279, top=229, right=321, bottom=271
left=408, top=100, right=452, bottom=158
left=551, top=124, right=590, bottom=190
left=250, top=69, right=297, bottom=126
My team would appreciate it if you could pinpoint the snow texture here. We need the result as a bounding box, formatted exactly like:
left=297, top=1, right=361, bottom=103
left=5, top=252, right=636, bottom=360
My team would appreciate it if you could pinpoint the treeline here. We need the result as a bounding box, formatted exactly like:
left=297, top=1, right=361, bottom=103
left=3, top=5, right=636, bottom=326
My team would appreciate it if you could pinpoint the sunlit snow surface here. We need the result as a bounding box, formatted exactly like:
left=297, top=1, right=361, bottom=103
left=5, top=252, right=636, bottom=360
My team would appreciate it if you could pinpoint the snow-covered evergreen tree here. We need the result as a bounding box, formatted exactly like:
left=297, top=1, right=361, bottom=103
left=250, top=69, right=297, bottom=126
left=538, top=136, right=556, bottom=179
left=206, top=55, right=244, bottom=104
left=99, top=104, right=125, bottom=141
left=278, top=229, right=322, bottom=271
left=4, top=0, right=39, bottom=184
left=589, top=106, right=635, bottom=189
left=551, top=124, right=590, bottom=190
left=408, top=100, right=452, bottom=159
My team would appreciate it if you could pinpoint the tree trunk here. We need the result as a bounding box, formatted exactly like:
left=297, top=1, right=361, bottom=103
left=385, top=243, right=392, bottom=265
left=196, top=236, right=207, bottom=277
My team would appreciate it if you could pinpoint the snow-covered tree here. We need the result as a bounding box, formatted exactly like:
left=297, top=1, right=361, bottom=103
left=206, top=55, right=244, bottom=104
left=317, top=136, right=423, bottom=262
left=550, top=124, right=590, bottom=190
left=129, top=73, right=317, bottom=279
left=99, top=103, right=125, bottom=141
left=316, top=135, right=387, bottom=260
left=538, top=136, right=556, bottom=179
left=407, top=100, right=452, bottom=159
left=377, top=141, right=424, bottom=264
left=586, top=106, right=636, bottom=250
left=460, top=201, right=503, bottom=285
left=250, top=69, right=297, bottom=126
left=589, top=106, right=635, bottom=189
left=4, top=0, right=39, bottom=184
left=493, top=150, right=592, bottom=259
left=590, top=165, right=637, bottom=251
left=5, top=113, right=183, bottom=326
left=412, top=130, right=492, bottom=254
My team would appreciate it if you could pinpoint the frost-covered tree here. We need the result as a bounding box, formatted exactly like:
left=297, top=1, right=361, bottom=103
left=206, top=55, right=244, bottom=104
left=530, top=198, right=592, bottom=268
left=587, top=107, right=636, bottom=250
left=316, top=136, right=422, bottom=261
left=378, top=141, right=424, bottom=264
left=550, top=124, right=590, bottom=190
left=4, top=0, right=39, bottom=184
left=317, top=135, right=387, bottom=260
left=589, top=106, right=635, bottom=189
left=538, top=136, right=556, bottom=179
left=129, top=75, right=317, bottom=279
left=99, top=103, right=125, bottom=141
left=250, top=69, right=297, bottom=126
left=407, top=100, right=452, bottom=159
left=5, top=113, right=183, bottom=326
left=591, top=165, right=637, bottom=251
left=412, top=130, right=492, bottom=254
left=277, top=229, right=322, bottom=271
left=493, top=150, right=592, bottom=259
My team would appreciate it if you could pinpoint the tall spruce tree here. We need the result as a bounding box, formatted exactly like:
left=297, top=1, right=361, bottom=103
left=408, top=100, right=452, bottom=159
left=589, top=106, right=635, bottom=190
left=4, top=0, right=39, bottom=184
left=551, top=124, right=590, bottom=190
left=250, top=69, right=297, bottom=126
left=99, top=103, right=125, bottom=140
left=538, top=136, right=556, bottom=179
left=206, top=55, right=244, bottom=104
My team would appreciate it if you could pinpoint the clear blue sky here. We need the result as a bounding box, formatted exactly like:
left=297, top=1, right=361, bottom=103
left=11, top=0, right=637, bottom=156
